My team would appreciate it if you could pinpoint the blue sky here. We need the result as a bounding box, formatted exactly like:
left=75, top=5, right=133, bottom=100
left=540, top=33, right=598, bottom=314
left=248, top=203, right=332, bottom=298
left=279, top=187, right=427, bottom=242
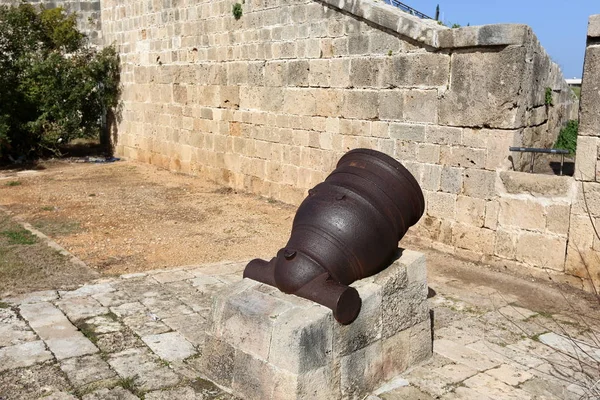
left=409, top=1, right=598, bottom=78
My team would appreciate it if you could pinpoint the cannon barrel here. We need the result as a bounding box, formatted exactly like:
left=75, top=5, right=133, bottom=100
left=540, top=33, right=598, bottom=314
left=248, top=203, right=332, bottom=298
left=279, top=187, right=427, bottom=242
left=244, top=148, right=425, bottom=324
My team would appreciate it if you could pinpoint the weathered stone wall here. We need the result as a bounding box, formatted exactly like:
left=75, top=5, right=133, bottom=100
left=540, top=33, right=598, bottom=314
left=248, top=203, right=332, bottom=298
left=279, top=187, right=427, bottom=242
left=0, top=0, right=102, bottom=42
left=565, top=14, right=600, bottom=289
left=98, top=0, right=582, bottom=285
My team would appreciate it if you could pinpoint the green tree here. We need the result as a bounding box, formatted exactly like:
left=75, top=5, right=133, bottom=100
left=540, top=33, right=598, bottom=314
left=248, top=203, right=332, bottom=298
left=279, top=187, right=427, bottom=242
left=0, top=4, right=120, bottom=161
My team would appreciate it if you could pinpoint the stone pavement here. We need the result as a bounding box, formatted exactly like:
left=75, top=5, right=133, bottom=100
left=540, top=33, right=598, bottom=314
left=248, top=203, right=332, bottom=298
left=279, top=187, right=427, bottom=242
left=1, top=260, right=598, bottom=399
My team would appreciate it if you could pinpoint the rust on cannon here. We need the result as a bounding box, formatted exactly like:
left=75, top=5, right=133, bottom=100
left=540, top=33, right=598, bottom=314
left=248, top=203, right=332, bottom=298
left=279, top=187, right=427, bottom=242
left=243, top=148, right=425, bottom=324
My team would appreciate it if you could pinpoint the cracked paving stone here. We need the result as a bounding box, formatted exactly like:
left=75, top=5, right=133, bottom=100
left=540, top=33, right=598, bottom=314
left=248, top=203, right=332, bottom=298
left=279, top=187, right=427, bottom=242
left=152, top=270, right=195, bottom=283
left=484, top=364, right=533, bottom=386
left=81, top=314, right=124, bottom=334
left=2, top=290, right=58, bottom=305
left=162, top=313, right=208, bottom=347
left=466, top=340, right=545, bottom=369
left=0, top=363, right=73, bottom=400
left=0, top=341, right=53, bottom=372
left=189, top=274, right=226, bottom=295
left=142, top=331, right=197, bottom=362
left=140, top=296, right=194, bottom=319
left=95, top=330, right=144, bottom=354
left=56, top=296, right=109, bottom=321
left=110, top=301, right=147, bottom=318
left=463, top=373, right=533, bottom=399
left=60, top=354, right=118, bottom=390
left=0, top=308, right=37, bottom=347
left=59, top=283, right=115, bottom=299
left=379, top=385, right=436, bottom=400
left=519, top=377, right=581, bottom=400
left=82, top=386, right=139, bottom=400
left=122, top=314, right=172, bottom=337
left=92, top=290, right=133, bottom=307
left=433, top=339, right=500, bottom=372
left=108, top=347, right=180, bottom=391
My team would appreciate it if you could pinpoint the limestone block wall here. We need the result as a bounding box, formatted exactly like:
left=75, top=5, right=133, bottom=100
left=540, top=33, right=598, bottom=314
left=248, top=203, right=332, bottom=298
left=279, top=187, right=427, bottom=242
left=565, top=14, right=600, bottom=289
left=0, top=0, right=102, bottom=42
left=99, top=0, right=581, bottom=284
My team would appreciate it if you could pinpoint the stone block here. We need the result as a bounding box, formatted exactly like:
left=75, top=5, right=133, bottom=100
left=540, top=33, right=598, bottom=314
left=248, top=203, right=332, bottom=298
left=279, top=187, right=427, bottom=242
left=579, top=45, right=600, bottom=136
left=484, top=200, right=500, bottom=230
left=546, top=203, right=571, bottom=235
left=499, top=171, right=572, bottom=197
left=498, top=198, right=546, bottom=231
left=438, top=24, right=529, bottom=49
left=515, top=232, right=567, bottom=271
left=427, top=191, right=456, bottom=219
left=452, top=224, right=495, bottom=255
left=456, top=196, right=486, bottom=227
left=404, top=90, right=437, bottom=123
left=440, top=146, right=486, bottom=169
left=589, top=14, right=600, bottom=38
left=421, top=164, right=441, bottom=191
left=416, top=144, right=441, bottom=164
left=575, top=136, right=599, bottom=181
left=463, top=169, right=497, bottom=200
left=381, top=53, right=449, bottom=88
left=425, top=126, right=462, bottom=146
left=342, top=90, right=379, bottom=120
left=439, top=47, right=527, bottom=129
left=389, top=123, right=425, bottom=142
left=440, top=166, right=464, bottom=194
left=494, top=229, right=516, bottom=259
left=308, top=59, right=330, bottom=87
left=379, top=90, right=404, bottom=120
left=201, top=251, right=431, bottom=399
left=340, top=341, right=383, bottom=399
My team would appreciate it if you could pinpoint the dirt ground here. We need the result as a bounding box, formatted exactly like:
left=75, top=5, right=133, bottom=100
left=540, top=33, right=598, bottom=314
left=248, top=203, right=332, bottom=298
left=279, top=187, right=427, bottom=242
left=0, top=160, right=295, bottom=280
left=1, top=159, right=597, bottom=316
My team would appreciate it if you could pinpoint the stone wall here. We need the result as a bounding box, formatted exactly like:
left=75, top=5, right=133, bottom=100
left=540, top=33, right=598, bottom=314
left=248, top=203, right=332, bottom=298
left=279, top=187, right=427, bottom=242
left=0, top=0, right=102, bottom=42
left=100, top=0, right=582, bottom=284
left=565, top=15, right=600, bottom=289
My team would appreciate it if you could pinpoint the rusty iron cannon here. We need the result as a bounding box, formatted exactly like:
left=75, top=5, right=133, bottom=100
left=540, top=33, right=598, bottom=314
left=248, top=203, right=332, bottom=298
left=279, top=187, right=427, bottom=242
left=244, top=148, right=425, bottom=324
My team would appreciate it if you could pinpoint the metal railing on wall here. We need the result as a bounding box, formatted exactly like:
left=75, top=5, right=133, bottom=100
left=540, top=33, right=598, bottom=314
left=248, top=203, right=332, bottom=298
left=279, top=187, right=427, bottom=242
left=382, top=0, right=433, bottom=20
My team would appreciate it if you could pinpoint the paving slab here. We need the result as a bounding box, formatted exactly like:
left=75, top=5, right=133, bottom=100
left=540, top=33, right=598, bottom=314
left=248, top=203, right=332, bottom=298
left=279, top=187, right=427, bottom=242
left=107, top=347, right=180, bottom=391
left=45, top=334, right=99, bottom=360
left=95, top=330, right=143, bottom=354
left=433, top=339, right=500, bottom=372
left=484, top=364, right=533, bottom=386
left=59, top=283, right=115, bottom=299
left=0, top=308, right=37, bottom=347
left=82, top=386, right=139, bottom=400
left=0, top=363, right=73, bottom=400
left=142, top=331, right=197, bottom=362
left=56, top=296, right=109, bottom=321
left=60, top=354, right=118, bottom=390
left=0, top=259, right=595, bottom=399
left=0, top=341, right=53, bottom=371
left=3, top=290, right=58, bottom=305
left=152, top=270, right=195, bottom=283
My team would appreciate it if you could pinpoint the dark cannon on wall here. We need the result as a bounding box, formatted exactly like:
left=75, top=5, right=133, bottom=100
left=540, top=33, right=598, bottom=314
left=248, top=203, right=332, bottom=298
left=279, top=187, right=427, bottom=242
left=243, top=149, right=425, bottom=324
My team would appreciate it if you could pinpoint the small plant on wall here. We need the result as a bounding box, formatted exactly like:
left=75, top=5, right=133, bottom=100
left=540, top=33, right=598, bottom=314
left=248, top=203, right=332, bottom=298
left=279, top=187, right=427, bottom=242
left=232, top=3, right=243, bottom=20
left=545, top=87, right=553, bottom=106
left=554, top=120, right=578, bottom=154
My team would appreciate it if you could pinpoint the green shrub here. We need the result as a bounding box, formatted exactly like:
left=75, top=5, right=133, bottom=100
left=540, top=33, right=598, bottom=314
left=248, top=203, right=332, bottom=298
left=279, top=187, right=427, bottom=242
left=545, top=87, right=553, bottom=106
left=0, top=4, right=120, bottom=161
left=232, top=3, right=243, bottom=19
left=554, top=120, right=578, bottom=154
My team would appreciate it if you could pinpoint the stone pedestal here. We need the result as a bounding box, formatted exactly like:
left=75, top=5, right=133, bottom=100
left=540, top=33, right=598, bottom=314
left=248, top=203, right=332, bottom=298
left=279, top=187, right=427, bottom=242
left=200, top=249, right=432, bottom=400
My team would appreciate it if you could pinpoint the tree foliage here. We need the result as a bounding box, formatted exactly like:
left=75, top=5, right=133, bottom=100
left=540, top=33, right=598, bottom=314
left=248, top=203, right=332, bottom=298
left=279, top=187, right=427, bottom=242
left=0, top=4, right=120, bottom=160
